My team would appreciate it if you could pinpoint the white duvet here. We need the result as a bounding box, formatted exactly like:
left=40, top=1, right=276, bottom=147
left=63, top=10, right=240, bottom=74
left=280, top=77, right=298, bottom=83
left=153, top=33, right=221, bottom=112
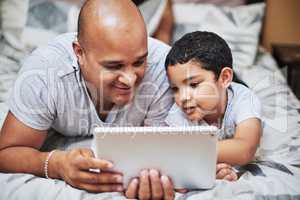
left=1, top=2, right=300, bottom=199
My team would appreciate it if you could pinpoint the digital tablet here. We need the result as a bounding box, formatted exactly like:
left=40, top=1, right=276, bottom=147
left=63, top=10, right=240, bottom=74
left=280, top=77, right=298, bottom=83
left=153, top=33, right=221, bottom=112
left=92, top=126, right=218, bottom=189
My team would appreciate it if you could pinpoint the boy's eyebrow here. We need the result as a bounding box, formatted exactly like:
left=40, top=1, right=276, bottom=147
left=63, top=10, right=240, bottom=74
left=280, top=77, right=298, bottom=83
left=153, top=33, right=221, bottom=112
left=183, top=75, right=200, bottom=83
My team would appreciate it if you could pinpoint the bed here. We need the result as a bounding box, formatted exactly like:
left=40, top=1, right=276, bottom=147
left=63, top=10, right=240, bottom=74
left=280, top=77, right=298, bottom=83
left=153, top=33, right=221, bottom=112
left=0, top=1, right=300, bottom=199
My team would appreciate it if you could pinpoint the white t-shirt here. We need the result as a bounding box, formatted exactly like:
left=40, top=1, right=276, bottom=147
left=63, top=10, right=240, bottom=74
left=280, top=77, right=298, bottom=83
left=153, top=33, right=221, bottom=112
left=9, top=33, right=173, bottom=136
left=165, top=82, right=262, bottom=139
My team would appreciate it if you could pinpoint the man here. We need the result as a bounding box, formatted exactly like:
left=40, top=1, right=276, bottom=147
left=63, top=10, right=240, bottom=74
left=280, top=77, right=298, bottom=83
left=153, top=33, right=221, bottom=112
left=0, top=0, right=175, bottom=199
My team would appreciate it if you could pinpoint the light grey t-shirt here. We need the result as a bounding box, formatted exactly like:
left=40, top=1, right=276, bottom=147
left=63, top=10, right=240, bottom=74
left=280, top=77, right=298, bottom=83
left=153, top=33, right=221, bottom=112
left=165, top=82, right=262, bottom=139
left=9, top=33, right=173, bottom=136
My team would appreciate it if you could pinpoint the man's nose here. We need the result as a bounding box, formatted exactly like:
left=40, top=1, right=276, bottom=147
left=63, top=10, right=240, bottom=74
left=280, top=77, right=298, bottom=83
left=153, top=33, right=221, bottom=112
left=118, top=70, right=137, bottom=87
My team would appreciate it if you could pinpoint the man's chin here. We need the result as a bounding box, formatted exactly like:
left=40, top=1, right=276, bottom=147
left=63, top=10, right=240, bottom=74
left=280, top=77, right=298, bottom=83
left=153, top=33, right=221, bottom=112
left=113, top=95, right=133, bottom=106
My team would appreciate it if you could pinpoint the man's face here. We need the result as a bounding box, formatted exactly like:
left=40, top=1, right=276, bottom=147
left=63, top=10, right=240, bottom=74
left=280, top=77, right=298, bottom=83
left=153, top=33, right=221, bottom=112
left=74, top=32, right=148, bottom=111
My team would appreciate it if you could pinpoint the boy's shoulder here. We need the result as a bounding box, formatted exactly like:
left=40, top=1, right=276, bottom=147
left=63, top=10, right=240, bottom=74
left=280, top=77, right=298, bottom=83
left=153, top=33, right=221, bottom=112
left=227, top=82, right=261, bottom=123
left=230, top=82, right=253, bottom=97
left=229, top=82, right=260, bottom=105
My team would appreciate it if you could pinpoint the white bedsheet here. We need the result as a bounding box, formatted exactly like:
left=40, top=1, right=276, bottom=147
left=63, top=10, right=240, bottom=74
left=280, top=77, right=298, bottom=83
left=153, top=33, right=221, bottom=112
left=1, top=1, right=300, bottom=196
left=1, top=47, right=300, bottom=200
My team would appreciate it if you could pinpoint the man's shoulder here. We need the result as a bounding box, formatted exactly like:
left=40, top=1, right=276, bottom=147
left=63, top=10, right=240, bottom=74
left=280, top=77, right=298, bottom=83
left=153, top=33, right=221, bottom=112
left=144, top=37, right=170, bottom=79
left=20, top=33, right=77, bottom=76
left=147, top=37, right=170, bottom=62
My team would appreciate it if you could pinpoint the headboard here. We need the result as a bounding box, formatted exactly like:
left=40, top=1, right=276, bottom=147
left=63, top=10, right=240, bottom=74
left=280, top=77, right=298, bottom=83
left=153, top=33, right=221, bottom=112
left=261, top=0, right=300, bottom=52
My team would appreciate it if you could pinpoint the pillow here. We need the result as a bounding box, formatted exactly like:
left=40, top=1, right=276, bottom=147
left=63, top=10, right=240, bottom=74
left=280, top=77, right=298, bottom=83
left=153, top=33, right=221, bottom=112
left=138, top=0, right=167, bottom=36
left=173, top=0, right=246, bottom=7
left=27, top=0, right=167, bottom=39
left=172, top=3, right=265, bottom=68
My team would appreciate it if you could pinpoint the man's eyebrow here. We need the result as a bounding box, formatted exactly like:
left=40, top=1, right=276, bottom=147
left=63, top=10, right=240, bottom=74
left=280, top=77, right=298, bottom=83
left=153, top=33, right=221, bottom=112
left=136, top=52, right=148, bottom=60
left=100, top=60, right=123, bottom=65
left=100, top=52, right=148, bottom=65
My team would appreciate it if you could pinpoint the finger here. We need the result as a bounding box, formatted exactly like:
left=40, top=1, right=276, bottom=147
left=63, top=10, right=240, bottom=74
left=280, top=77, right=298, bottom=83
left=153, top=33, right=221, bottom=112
left=216, top=170, right=224, bottom=179
left=77, top=171, right=123, bottom=184
left=78, top=183, right=124, bottom=193
left=224, top=174, right=235, bottom=181
left=79, top=148, right=95, bottom=158
left=216, top=163, right=231, bottom=172
left=138, top=170, right=151, bottom=200
left=149, top=169, right=163, bottom=200
left=76, top=156, right=114, bottom=171
left=161, top=175, right=175, bottom=200
left=230, top=171, right=238, bottom=181
left=175, top=189, right=189, bottom=193
left=216, top=168, right=228, bottom=179
left=79, top=149, right=119, bottom=173
left=125, top=178, right=139, bottom=199
left=217, top=168, right=232, bottom=179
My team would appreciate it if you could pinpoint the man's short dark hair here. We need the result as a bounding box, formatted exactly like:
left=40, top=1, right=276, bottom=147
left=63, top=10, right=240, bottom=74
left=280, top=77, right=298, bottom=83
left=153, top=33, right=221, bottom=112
left=165, top=31, right=233, bottom=80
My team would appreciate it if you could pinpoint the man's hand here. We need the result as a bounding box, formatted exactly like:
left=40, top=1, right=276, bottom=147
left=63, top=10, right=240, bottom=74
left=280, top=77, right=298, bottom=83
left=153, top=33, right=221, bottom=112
left=125, top=169, right=175, bottom=200
left=51, top=148, right=124, bottom=193
left=216, top=163, right=238, bottom=181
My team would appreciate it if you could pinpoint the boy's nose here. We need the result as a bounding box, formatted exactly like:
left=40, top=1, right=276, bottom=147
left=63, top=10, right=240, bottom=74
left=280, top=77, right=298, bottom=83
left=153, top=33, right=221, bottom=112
left=179, top=88, right=192, bottom=103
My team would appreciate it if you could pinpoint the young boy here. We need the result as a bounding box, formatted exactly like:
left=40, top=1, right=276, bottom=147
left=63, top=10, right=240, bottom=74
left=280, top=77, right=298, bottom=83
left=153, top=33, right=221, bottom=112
left=164, top=31, right=262, bottom=181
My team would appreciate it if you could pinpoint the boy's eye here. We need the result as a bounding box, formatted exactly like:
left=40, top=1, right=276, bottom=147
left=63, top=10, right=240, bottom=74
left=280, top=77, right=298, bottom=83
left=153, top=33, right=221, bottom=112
left=190, top=82, right=200, bottom=88
left=171, top=87, right=178, bottom=92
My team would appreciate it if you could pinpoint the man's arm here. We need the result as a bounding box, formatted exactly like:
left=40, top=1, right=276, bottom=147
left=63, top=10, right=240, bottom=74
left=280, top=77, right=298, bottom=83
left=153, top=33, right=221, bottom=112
left=0, top=111, right=123, bottom=192
left=0, top=112, right=48, bottom=176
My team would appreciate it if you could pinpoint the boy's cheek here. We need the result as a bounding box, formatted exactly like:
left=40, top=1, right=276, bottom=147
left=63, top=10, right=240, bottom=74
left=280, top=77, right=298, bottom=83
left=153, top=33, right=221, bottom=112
left=174, top=98, right=182, bottom=108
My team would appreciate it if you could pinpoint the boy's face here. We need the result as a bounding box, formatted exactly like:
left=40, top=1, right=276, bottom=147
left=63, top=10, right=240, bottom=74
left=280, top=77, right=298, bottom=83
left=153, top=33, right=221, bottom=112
left=167, top=61, right=232, bottom=122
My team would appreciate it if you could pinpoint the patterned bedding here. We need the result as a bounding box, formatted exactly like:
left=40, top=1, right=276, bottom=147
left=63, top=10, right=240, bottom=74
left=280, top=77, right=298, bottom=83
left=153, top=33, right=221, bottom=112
left=1, top=47, right=300, bottom=200
left=0, top=1, right=300, bottom=200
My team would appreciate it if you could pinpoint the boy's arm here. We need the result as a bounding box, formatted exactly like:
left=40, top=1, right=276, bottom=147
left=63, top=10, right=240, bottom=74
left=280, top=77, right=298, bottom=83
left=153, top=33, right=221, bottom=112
left=217, top=118, right=262, bottom=166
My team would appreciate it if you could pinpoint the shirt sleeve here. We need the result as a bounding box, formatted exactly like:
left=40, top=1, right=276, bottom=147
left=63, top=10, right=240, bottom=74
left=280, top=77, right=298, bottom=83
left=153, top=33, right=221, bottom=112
left=143, top=74, right=173, bottom=126
left=9, top=55, right=56, bottom=130
left=233, top=89, right=262, bottom=125
left=143, top=39, right=173, bottom=126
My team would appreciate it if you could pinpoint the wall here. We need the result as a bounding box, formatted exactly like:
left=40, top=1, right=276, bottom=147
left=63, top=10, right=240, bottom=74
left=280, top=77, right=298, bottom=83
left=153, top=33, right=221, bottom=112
left=262, top=0, right=300, bottom=52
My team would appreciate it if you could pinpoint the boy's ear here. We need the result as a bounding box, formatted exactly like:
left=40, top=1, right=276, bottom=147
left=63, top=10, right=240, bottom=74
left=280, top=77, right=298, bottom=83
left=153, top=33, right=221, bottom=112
left=218, top=67, right=233, bottom=88
left=72, top=41, right=84, bottom=66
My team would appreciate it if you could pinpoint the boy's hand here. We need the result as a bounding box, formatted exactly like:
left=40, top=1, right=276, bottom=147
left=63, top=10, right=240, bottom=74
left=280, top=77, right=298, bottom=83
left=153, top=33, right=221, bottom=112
left=125, top=169, right=175, bottom=200
left=216, top=163, right=238, bottom=181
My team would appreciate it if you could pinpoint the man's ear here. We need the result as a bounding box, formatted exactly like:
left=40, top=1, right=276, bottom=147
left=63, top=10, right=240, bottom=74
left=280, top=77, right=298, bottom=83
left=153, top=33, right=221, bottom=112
left=72, top=41, right=84, bottom=66
left=218, top=67, right=233, bottom=88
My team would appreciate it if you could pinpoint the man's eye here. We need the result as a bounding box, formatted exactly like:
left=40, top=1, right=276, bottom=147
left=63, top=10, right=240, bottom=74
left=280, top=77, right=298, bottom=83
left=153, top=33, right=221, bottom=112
left=104, top=64, right=123, bottom=70
left=190, top=82, right=200, bottom=88
left=133, top=60, right=145, bottom=67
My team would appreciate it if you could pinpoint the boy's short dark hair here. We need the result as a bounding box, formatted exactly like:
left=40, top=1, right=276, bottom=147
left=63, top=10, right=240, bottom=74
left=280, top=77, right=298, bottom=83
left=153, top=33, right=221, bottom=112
left=165, top=31, right=233, bottom=80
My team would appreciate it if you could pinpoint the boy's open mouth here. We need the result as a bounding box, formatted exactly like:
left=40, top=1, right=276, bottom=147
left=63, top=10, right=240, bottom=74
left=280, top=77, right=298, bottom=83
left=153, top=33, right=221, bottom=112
left=184, top=107, right=196, bottom=115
